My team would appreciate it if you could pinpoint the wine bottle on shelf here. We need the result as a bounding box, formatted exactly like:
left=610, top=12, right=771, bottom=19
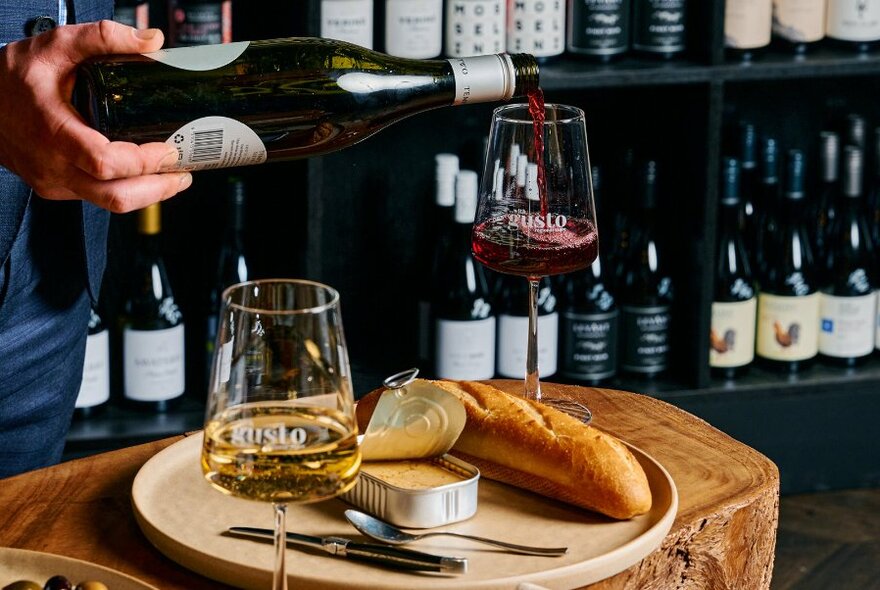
left=810, top=131, right=840, bottom=273
left=114, top=0, right=149, bottom=29
left=444, top=0, right=506, bottom=57
left=632, top=0, right=688, bottom=58
left=753, top=135, right=781, bottom=277
left=378, top=0, right=443, bottom=58
left=618, top=159, right=673, bottom=377
left=507, top=0, right=565, bottom=61
left=74, top=305, right=111, bottom=419
left=167, top=0, right=232, bottom=47
left=610, top=147, right=636, bottom=289
left=432, top=170, right=497, bottom=380
left=566, top=0, right=631, bottom=62
left=321, top=0, right=374, bottom=48
left=771, top=0, right=826, bottom=54
left=738, top=122, right=760, bottom=249
left=825, top=0, right=880, bottom=52
left=710, top=157, right=757, bottom=380
left=417, top=153, right=459, bottom=370
left=204, top=175, right=250, bottom=386
left=121, top=203, right=186, bottom=412
left=845, top=113, right=867, bottom=149
left=868, top=127, right=880, bottom=250
left=818, top=146, right=878, bottom=366
left=559, top=165, right=619, bottom=384
left=724, top=0, right=772, bottom=61
left=74, top=40, right=539, bottom=172
left=756, top=149, right=820, bottom=373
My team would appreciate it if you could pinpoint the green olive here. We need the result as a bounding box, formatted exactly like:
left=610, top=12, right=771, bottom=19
left=74, top=583, right=109, bottom=590
left=2, top=581, right=43, bottom=590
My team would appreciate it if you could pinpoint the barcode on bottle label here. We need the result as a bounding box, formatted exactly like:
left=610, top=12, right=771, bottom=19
left=164, top=116, right=267, bottom=171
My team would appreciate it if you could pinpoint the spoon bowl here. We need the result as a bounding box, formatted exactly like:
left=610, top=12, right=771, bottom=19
left=344, top=509, right=568, bottom=556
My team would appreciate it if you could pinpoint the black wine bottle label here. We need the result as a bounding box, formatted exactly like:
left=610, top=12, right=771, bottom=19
left=633, top=0, right=687, bottom=53
left=620, top=305, right=671, bottom=373
left=567, top=0, right=631, bottom=56
left=560, top=310, right=619, bottom=380
left=168, top=0, right=232, bottom=47
left=124, top=324, right=186, bottom=402
left=709, top=299, right=756, bottom=368
left=114, top=2, right=150, bottom=29
left=507, top=0, right=565, bottom=58
left=76, top=329, right=110, bottom=409
left=818, top=292, right=876, bottom=358
left=385, top=0, right=443, bottom=58
left=322, top=0, right=374, bottom=48
left=445, top=0, right=506, bottom=57
left=755, top=293, right=819, bottom=361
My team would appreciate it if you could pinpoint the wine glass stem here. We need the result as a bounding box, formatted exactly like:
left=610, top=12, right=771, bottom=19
left=526, top=278, right=541, bottom=401
left=273, top=502, right=288, bottom=590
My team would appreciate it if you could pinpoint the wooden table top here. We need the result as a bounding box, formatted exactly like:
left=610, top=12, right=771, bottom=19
left=0, top=381, right=780, bottom=589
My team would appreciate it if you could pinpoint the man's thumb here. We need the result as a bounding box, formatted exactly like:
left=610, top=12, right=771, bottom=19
left=57, top=20, right=164, bottom=64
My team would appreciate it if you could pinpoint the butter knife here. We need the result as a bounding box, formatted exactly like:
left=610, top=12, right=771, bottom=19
left=226, top=526, right=468, bottom=574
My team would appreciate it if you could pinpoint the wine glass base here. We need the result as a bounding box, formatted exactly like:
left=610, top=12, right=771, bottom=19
left=539, top=397, right=592, bottom=425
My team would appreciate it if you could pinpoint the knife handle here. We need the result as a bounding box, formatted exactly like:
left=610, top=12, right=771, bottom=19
left=333, top=538, right=468, bottom=574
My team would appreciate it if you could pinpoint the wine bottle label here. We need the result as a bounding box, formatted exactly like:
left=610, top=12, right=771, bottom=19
left=164, top=116, right=267, bottom=171
left=507, top=0, right=565, bottom=58
left=76, top=329, right=110, bottom=409
left=124, top=324, right=186, bottom=402
left=709, top=298, right=757, bottom=368
left=322, top=0, right=375, bottom=49
left=434, top=317, right=497, bottom=379
left=385, top=0, right=443, bottom=59
left=633, top=0, right=687, bottom=52
left=114, top=2, right=150, bottom=29
left=725, top=0, right=773, bottom=49
left=818, top=292, right=877, bottom=358
left=168, top=0, right=232, bottom=46
left=445, top=0, right=506, bottom=57
left=567, top=0, right=631, bottom=55
left=620, top=305, right=671, bottom=373
left=448, top=54, right=516, bottom=104
left=496, top=313, right=559, bottom=378
left=773, top=0, right=825, bottom=42
left=826, top=0, right=880, bottom=41
left=560, top=310, right=619, bottom=380
left=144, top=42, right=249, bottom=71
left=756, top=292, right=819, bottom=361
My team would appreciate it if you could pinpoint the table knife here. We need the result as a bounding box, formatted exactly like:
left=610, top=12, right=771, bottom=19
left=226, top=526, right=468, bottom=574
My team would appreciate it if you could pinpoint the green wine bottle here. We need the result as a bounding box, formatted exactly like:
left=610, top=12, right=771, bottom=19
left=74, top=38, right=539, bottom=171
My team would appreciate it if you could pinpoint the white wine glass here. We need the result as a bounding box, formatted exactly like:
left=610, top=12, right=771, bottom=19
left=201, top=279, right=361, bottom=590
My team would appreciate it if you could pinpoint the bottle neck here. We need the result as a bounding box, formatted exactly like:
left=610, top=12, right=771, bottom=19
left=446, top=53, right=539, bottom=105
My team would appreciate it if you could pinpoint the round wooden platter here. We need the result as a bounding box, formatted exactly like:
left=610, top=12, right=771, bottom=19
left=0, top=547, right=159, bottom=590
left=131, top=433, right=677, bottom=590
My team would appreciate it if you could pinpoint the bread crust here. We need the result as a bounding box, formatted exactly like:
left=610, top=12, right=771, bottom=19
left=356, top=379, right=652, bottom=520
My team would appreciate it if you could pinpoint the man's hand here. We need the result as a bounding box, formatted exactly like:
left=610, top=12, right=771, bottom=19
left=0, top=20, right=192, bottom=213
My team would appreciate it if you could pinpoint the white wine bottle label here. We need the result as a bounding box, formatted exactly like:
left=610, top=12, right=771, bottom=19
left=165, top=116, right=267, bottom=171
left=448, top=54, right=516, bottom=105
left=124, top=324, right=186, bottom=402
left=772, top=0, right=825, bottom=42
left=826, top=0, right=880, bottom=41
left=756, top=292, right=819, bottom=361
left=560, top=310, right=619, bottom=380
left=496, top=313, right=559, bottom=378
left=710, top=298, right=757, bottom=368
left=76, top=329, right=110, bottom=409
left=507, top=0, right=565, bottom=58
left=818, top=292, right=877, bottom=358
left=620, top=305, right=671, bottom=373
left=385, top=0, right=443, bottom=58
left=434, top=317, right=497, bottom=380
left=144, top=41, right=248, bottom=71
left=445, top=0, right=506, bottom=57
left=322, top=0, right=375, bottom=48
left=725, top=0, right=773, bottom=48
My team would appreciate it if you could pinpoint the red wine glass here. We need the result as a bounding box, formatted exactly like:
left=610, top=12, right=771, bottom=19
left=472, top=102, right=598, bottom=406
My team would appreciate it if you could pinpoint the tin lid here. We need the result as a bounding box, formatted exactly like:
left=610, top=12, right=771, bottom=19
left=359, top=372, right=467, bottom=461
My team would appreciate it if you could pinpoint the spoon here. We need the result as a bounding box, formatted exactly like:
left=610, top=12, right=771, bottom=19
left=344, top=510, right=568, bottom=556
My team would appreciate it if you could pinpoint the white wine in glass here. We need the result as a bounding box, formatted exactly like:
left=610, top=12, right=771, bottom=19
left=201, top=279, right=361, bottom=590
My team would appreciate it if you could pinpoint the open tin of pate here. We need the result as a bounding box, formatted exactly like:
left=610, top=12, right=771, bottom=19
left=341, top=369, right=480, bottom=528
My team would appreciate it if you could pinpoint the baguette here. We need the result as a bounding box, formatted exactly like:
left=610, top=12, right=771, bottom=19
left=356, top=379, right=652, bottom=520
